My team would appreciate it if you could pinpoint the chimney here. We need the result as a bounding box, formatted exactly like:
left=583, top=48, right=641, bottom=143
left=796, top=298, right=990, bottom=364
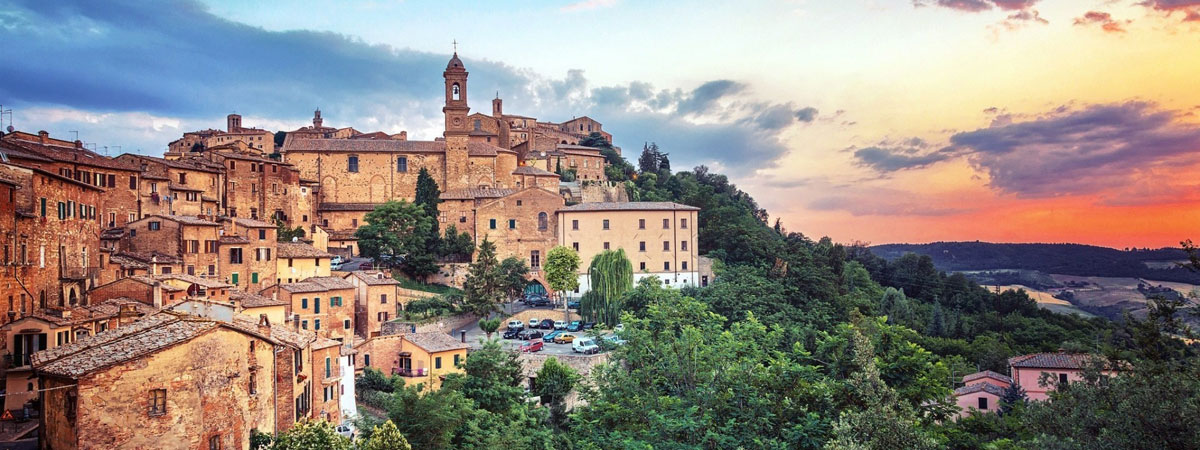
left=460, top=330, right=466, bottom=343
left=74, top=140, right=82, bottom=150
left=258, top=314, right=271, bottom=334
left=152, top=281, right=163, bottom=308
left=118, top=303, right=137, bottom=325
left=38, top=130, right=49, bottom=144
left=397, top=131, right=407, bottom=141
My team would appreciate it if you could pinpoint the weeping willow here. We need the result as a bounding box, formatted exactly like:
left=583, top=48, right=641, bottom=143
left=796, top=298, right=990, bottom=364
left=582, top=249, right=633, bottom=326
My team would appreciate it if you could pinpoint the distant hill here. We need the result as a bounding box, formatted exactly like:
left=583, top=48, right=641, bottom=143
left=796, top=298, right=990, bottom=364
left=869, top=242, right=1200, bottom=284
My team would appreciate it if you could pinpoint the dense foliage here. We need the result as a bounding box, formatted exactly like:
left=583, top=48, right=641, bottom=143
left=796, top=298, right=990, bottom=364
left=581, top=249, right=633, bottom=325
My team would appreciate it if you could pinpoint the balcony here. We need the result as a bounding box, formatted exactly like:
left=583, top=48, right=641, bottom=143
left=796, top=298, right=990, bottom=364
left=61, top=266, right=99, bottom=280
left=392, top=367, right=427, bottom=378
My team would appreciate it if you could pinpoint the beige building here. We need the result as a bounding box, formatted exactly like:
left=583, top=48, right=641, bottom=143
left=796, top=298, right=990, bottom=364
left=266, top=276, right=355, bottom=343
left=557, top=202, right=700, bottom=296
left=344, top=270, right=402, bottom=339
left=353, top=332, right=468, bottom=391
left=276, top=242, right=333, bottom=283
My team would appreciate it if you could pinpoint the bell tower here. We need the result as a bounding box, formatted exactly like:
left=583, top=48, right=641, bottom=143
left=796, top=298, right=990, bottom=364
left=442, top=49, right=471, bottom=191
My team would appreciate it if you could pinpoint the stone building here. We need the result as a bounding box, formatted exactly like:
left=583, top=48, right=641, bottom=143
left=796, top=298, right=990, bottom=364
left=264, top=276, right=355, bottom=342
left=474, top=187, right=562, bottom=276
left=557, top=202, right=701, bottom=296
left=218, top=217, right=278, bottom=292
left=114, top=154, right=225, bottom=218
left=344, top=270, right=402, bottom=339
left=276, top=242, right=333, bottom=283
left=165, top=113, right=276, bottom=158
left=121, top=215, right=222, bottom=278
left=353, top=332, right=467, bottom=391
left=0, top=162, right=103, bottom=313
left=0, top=298, right=155, bottom=412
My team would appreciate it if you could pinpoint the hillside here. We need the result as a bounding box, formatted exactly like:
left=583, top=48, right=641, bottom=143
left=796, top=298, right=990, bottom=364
left=870, top=242, right=1200, bottom=284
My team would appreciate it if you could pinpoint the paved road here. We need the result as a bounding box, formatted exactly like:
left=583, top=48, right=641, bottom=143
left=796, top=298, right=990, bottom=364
left=334, top=257, right=374, bottom=272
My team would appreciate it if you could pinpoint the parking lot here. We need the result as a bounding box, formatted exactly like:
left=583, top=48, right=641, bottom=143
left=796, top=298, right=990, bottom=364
left=456, top=302, right=613, bottom=357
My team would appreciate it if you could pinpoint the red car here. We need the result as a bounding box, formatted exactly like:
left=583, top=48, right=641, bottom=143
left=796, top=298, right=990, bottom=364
left=519, top=339, right=544, bottom=353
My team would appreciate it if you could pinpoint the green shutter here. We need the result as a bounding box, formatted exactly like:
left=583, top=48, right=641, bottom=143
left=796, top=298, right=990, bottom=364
left=231, top=273, right=239, bottom=285
left=39, top=198, right=46, bottom=217
left=251, top=272, right=259, bottom=283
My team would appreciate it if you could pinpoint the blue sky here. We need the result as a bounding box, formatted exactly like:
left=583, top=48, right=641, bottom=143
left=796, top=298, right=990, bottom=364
left=4, top=0, right=1200, bottom=246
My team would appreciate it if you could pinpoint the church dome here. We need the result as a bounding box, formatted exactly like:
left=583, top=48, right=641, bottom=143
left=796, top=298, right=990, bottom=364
left=446, top=53, right=465, bottom=71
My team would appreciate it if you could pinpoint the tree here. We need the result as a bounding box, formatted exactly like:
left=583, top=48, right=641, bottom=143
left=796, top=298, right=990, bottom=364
left=447, top=339, right=527, bottom=414
left=479, top=318, right=501, bottom=340
left=413, top=168, right=443, bottom=263
left=270, top=419, right=351, bottom=450
left=274, top=131, right=287, bottom=148
left=534, top=357, right=579, bottom=430
left=582, top=249, right=633, bottom=326
left=383, top=383, right=474, bottom=449
left=497, top=257, right=529, bottom=307
left=999, top=382, right=1027, bottom=416
left=439, top=225, right=474, bottom=260
left=638, top=142, right=662, bottom=173
left=275, top=218, right=305, bottom=242
left=658, top=152, right=671, bottom=172
left=463, top=238, right=504, bottom=318
left=544, top=246, right=581, bottom=304
left=354, top=200, right=437, bottom=280
left=250, top=429, right=273, bottom=450
left=356, top=420, right=412, bottom=450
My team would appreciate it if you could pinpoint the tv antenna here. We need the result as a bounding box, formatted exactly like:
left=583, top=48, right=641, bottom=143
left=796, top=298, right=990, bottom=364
left=0, top=105, right=11, bottom=134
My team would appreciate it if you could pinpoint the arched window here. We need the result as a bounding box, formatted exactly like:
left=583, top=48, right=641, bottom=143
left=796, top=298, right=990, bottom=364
left=537, top=212, right=548, bottom=231
left=452, top=84, right=461, bottom=101
left=473, top=119, right=481, bottom=130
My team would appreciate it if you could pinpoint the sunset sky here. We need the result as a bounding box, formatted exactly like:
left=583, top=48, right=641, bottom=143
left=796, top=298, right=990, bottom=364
left=3, top=0, right=1200, bottom=248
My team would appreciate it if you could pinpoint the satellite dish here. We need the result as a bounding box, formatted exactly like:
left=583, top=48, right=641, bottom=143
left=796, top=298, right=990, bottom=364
left=5, top=126, right=13, bottom=133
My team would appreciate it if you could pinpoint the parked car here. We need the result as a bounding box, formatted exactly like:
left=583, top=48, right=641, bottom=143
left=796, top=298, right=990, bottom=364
left=543, top=330, right=564, bottom=341
left=503, top=328, right=521, bottom=339
left=614, top=323, right=625, bottom=333
left=567, top=300, right=580, bottom=310
left=528, top=297, right=551, bottom=307
left=528, top=318, right=541, bottom=328
left=335, top=423, right=355, bottom=440
left=507, top=320, right=524, bottom=330
left=573, top=337, right=600, bottom=354
left=603, top=334, right=626, bottom=346
left=567, top=321, right=583, bottom=332
left=553, top=320, right=567, bottom=330
left=519, top=340, right=544, bottom=353
left=539, top=319, right=555, bottom=329
left=553, top=333, right=576, bottom=344
left=518, top=330, right=544, bottom=340
left=330, top=255, right=345, bottom=266
left=582, top=322, right=596, bottom=330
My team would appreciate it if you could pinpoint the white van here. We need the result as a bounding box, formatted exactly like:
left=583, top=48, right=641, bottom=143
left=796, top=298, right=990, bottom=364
left=507, top=319, right=524, bottom=330
left=573, top=337, right=599, bottom=354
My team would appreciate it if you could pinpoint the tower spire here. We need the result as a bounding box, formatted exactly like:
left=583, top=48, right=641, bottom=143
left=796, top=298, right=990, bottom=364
left=452, top=39, right=458, bottom=53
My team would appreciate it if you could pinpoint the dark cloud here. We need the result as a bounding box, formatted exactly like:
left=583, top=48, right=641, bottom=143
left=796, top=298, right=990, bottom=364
left=808, top=191, right=974, bottom=216
left=949, top=102, right=1200, bottom=197
left=795, top=107, right=819, bottom=122
left=853, top=146, right=955, bottom=172
left=1074, top=11, right=1129, bottom=33
left=2, top=0, right=815, bottom=174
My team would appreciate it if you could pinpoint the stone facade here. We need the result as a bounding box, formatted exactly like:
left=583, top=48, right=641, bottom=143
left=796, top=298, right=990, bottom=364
left=344, top=271, right=402, bottom=339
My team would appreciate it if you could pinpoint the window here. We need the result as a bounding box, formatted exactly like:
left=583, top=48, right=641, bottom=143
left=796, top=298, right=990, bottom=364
left=302, top=320, right=308, bottom=330
left=978, top=397, right=988, bottom=410
left=129, top=176, right=137, bottom=189
left=229, top=248, right=243, bottom=264
left=435, top=356, right=442, bottom=369
left=603, top=242, right=610, bottom=250
left=210, top=435, right=221, bottom=450
left=602, top=219, right=610, bottom=230
left=681, top=218, right=688, bottom=229
left=454, top=354, right=461, bottom=366
left=682, top=261, right=688, bottom=270
left=572, top=242, right=579, bottom=251
left=149, top=389, right=167, bottom=416
left=344, top=319, right=351, bottom=329
left=538, top=212, right=548, bottom=231
left=108, top=174, right=116, bottom=187
left=348, top=155, right=359, bottom=172
left=1059, top=373, right=1069, bottom=384
left=295, top=349, right=303, bottom=372
left=702, top=275, right=709, bottom=287
left=452, top=83, right=461, bottom=100
left=663, top=241, right=670, bottom=251
left=249, top=369, right=257, bottom=395
left=664, top=262, right=670, bottom=271
left=638, top=219, right=645, bottom=229
left=681, top=241, right=688, bottom=251
left=178, top=173, right=186, bottom=184
left=148, top=221, right=161, bottom=231
left=364, top=354, right=370, bottom=367
left=516, top=200, right=523, bottom=206
left=572, top=219, right=579, bottom=230
left=508, top=219, right=516, bottom=229
left=301, top=298, right=308, bottom=309
left=326, top=357, right=332, bottom=378
left=639, top=262, right=646, bottom=271
left=231, top=273, right=239, bottom=285
left=351, top=218, right=357, bottom=227
left=531, top=250, right=541, bottom=269
left=258, top=230, right=266, bottom=240
left=639, top=242, right=646, bottom=252
left=397, top=156, right=408, bottom=172
left=381, top=294, right=388, bottom=304
left=489, top=219, right=496, bottom=229
left=288, top=258, right=294, bottom=267
left=315, top=319, right=321, bottom=330
left=663, top=218, right=670, bottom=229
left=252, top=273, right=259, bottom=284
left=314, top=298, right=321, bottom=313
left=39, top=198, right=46, bottom=217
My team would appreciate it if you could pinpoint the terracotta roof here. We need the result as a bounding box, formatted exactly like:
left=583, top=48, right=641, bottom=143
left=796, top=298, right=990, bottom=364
left=556, top=144, right=602, bottom=151
left=512, top=166, right=558, bottom=177
left=17, top=298, right=155, bottom=328
left=404, top=332, right=468, bottom=353
left=318, top=203, right=380, bottom=212
left=962, top=370, right=1013, bottom=385
left=1008, top=352, right=1106, bottom=370
left=440, top=187, right=515, bottom=200
left=140, top=214, right=220, bottom=226
left=33, top=314, right=218, bottom=378
left=303, top=276, right=356, bottom=290
left=108, top=254, right=148, bottom=269
left=154, top=273, right=233, bottom=289
left=227, top=217, right=276, bottom=228
left=559, top=201, right=699, bottom=212
left=230, top=290, right=288, bottom=308
left=168, top=183, right=205, bottom=192
left=327, top=229, right=358, bottom=241
left=125, top=154, right=223, bottom=173
left=1, top=137, right=141, bottom=171
left=349, top=271, right=400, bottom=286
left=954, top=383, right=1006, bottom=397
left=215, top=152, right=288, bottom=164
left=312, top=337, right=342, bottom=350
left=226, top=314, right=316, bottom=349
left=278, top=281, right=326, bottom=293
left=278, top=242, right=334, bottom=258
left=284, top=139, right=445, bottom=153
left=467, top=143, right=498, bottom=156
left=112, top=251, right=182, bottom=265
left=102, top=275, right=184, bottom=292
